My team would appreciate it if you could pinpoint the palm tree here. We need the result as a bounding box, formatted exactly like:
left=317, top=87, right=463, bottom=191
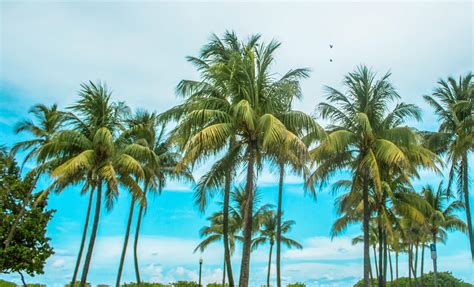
left=38, top=82, right=144, bottom=287
left=308, top=66, right=424, bottom=286
left=252, top=210, right=302, bottom=287
left=123, top=111, right=193, bottom=285
left=165, top=32, right=309, bottom=287
left=5, top=104, right=65, bottom=248
left=420, top=182, right=466, bottom=286
left=194, top=210, right=242, bottom=286
left=423, top=73, right=474, bottom=260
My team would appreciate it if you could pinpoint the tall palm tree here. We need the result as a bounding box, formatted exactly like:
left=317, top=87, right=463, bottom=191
left=122, top=111, right=193, bottom=285
left=165, top=32, right=310, bottom=287
left=38, top=82, right=144, bottom=287
left=5, top=104, right=65, bottom=248
left=420, top=182, right=466, bottom=285
left=251, top=210, right=302, bottom=287
left=423, top=73, right=474, bottom=260
left=308, top=66, right=423, bottom=286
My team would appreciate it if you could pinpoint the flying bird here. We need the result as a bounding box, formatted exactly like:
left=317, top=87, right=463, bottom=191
left=329, top=44, right=333, bottom=48
left=330, top=59, right=333, bottom=62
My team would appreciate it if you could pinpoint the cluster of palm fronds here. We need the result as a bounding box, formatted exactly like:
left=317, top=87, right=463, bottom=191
left=3, top=31, right=472, bottom=287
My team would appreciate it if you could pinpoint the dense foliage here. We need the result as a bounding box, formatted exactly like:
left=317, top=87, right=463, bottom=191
left=0, top=149, right=54, bottom=284
left=353, top=272, right=473, bottom=287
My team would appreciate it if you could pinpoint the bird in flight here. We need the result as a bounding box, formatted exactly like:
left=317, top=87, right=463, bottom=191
left=329, top=44, right=333, bottom=48
left=330, top=59, right=333, bottom=62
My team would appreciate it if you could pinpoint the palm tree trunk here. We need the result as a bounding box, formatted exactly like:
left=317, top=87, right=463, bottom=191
left=462, top=155, right=474, bottom=261
left=395, top=250, right=398, bottom=282
left=239, top=142, right=256, bottom=287
left=363, top=177, right=371, bottom=287
left=408, top=244, right=412, bottom=287
left=420, top=243, right=424, bottom=287
left=223, top=169, right=235, bottom=287
left=222, top=258, right=226, bottom=286
left=388, top=250, right=393, bottom=285
left=80, top=181, right=102, bottom=286
left=116, top=197, right=136, bottom=286
left=267, top=243, right=274, bottom=287
left=432, top=233, right=438, bottom=287
left=383, top=233, right=387, bottom=287
left=4, top=174, right=39, bottom=248
left=413, top=242, right=419, bottom=285
left=373, top=245, right=379, bottom=279
left=71, top=187, right=94, bottom=286
left=276, top=163, right=284, bottom=287
left=378, top=219, right=383, bottom=287
left=134, top=205, right=144, bottom=286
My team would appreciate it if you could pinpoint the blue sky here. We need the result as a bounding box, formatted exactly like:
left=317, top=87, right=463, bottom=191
left=0, top=1, right=473, bottom=286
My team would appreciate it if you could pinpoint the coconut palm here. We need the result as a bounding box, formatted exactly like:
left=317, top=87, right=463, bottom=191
left=120, top=111, right=193, bottom=285
left=420, top=182, right=466, bottom=285
left=251, top=210, right=302, bottom=287
left=308, top=65, right=425, bottom=286
left=37, top=82, right=144, bottom=287
left=5, top=104, right=65, bottom=248
left=165, top=32, right=310, bottom=287
left=423, top=73, right=474, bottom=260
left=194, top=210, right=242, bottom=286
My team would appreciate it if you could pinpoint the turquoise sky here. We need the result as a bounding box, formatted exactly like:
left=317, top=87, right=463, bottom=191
left=0, top=1, right=473, bottom=286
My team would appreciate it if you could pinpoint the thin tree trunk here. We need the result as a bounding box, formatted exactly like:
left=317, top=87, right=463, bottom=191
left=462, top=155, right=474, bottom=261
left=116, top=197, right=136, bottom=286
left=134, top=205, right=144, bottom=286
left=80, top=181, right=102, bottom=286
left=414, top=242, right=419, bottom=285
left=71, top=187, right=95, bottom=286
left=276, top=163, right=284, bottom=287
left=222, top=258, right=226, bottom=287
left=432, top=234, right=438, bottom=287
left=267, top=243, right=274, bottom=287
left=383, top=232, right=387, bottom=287
left=223, top=168, right=235, bottom=287
left=388, top=250, right=393, bottom=285
left=19, top=271, right=27, bottom=287
left=420, top=243, right=424, bottom=287
left=408, top=244, right=412, bottom=287
left=373, top=245, right=379, bottom=279
left=363, top=177, right=371, bottom=287
left=378, top=218, right=383, bottom=287
left=4, top=174, right=39, bottom=248
left=239, top=142, right=256, bottom=287
left=395, top=250, right=398, bottom=282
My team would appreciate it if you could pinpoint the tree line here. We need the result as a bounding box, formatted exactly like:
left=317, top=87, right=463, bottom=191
left=1, top=31, right=472, bottom=287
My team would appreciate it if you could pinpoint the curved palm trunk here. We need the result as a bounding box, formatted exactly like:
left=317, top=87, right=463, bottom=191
left=4, top=174, right=39, bottom=248
left=276, top=164, right=284, bottom=287
left=420, top=243, right=424, bottom=287
left=378, top=217, right=383, bottom=287
left=223, top=170, right=235, bottom=287
left=267, top=242, right=274, bottom=287
left=80, top=181, right=102, bottom=286
left=383, top=233, right=388, bottom=287
left=116, top=197, right=136, bottom=286
left=239, top=142, right=256, bottom=287
left=395, top=250, right=399, bottom=282
left=462, top=155, right=474, bottom=261
left=71, top=188, right=95, bottom=286
left=388, top=250, right=393, bottom=285
left=134, top=205, right=144, bottom=286
left=363, top=177, right=371, bottom=286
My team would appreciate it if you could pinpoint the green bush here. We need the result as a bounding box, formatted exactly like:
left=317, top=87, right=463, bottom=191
left=65, top=282, right=91, bottom=287
left=122, top=283, right=170, bottom=287
left=206, top=284, right=229, bottom=287
left=172, top=281, right=199, bottom=287
left=0, top=279, right=16, bottom=287
left=287, top=283, right=306, bottom=287
left=353, top=272, right=473, bottom=287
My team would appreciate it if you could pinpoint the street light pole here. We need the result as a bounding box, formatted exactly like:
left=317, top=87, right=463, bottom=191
left=199, top=257, right=203, bottom=287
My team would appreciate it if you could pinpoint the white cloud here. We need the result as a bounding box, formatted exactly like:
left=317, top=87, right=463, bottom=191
left=284, top=236, right=362, bottom=261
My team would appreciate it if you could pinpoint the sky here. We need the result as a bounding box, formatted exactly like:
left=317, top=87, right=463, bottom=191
left=0, top=0, right=473, bottom=286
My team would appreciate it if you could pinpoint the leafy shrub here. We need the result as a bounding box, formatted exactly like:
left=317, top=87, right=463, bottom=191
left=287, top=283, right=306, bottom=287
left=172, top=281, right=199, bottom=287
left=0, top=279, right=16, bottom=287
left=206, top=284, right=229, bottom=287
left=122, top=283, right=170, bottom=287
left=353, top=272, right=473, bottom=287
left=65, top=282, right=91, bottom=287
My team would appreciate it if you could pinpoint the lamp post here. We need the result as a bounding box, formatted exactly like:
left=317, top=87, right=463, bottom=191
left=199, top=257, right=203, bottom=287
